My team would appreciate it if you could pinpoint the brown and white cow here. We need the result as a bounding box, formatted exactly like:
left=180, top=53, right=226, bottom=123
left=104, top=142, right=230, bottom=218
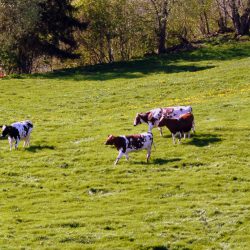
left=133, top=106, right=193, bottom=136
left=105, top=132, right=153, bottom=165
left=158, top=113, right=194, bottom=144
left=133, top=108, right=164, bottom=135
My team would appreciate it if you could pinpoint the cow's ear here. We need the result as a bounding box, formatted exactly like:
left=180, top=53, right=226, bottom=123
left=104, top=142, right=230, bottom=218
left=148, top=112, right=153, bottom=121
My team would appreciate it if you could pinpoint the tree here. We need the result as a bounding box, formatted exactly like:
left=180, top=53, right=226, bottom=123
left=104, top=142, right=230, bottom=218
left=229, top=0, right=250, bottom=35
left=0, top=0, right=87, bottom=74
left=149, top=0, right=170, bottom=54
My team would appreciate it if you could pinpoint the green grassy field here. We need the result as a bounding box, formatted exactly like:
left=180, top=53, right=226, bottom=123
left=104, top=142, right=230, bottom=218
left=0, top=39, right=250, bottom=250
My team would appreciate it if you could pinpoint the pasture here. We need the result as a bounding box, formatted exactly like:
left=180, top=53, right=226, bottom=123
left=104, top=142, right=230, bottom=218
left=0, top=39, right=250, bottom=249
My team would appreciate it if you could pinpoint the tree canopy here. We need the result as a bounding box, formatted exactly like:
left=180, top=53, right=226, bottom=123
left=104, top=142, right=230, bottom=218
left=0, top=0, right=249, bottom=74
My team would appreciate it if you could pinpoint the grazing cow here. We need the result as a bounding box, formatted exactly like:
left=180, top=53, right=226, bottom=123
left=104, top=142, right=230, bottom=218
left=105, top=132, right=153, bottom=165
left=1, top=120, right=33, bottom=150
left=133, top=106, right=193, bottom=136
left=158, top=113, right=194, bottom=144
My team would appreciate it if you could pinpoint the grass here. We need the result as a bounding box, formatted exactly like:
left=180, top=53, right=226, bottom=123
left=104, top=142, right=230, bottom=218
left=0, top=39, right=250, bottom=249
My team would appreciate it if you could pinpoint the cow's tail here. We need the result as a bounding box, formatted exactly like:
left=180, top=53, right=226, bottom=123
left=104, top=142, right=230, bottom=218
left=192, top=120, right=195, bottom=133
left=153, top=141, right=156, bottom=150
left=151, top=137, right=156, bottom=150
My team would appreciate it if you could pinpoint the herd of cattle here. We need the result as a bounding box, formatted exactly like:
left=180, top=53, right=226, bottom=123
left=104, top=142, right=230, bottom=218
left=105, top=106, right=195, bottom=165
left=0, top=106, right=194, bottom=165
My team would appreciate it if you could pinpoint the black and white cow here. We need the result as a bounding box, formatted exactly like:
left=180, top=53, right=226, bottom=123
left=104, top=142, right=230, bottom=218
left=1, top=120, right=33, bottom=150
left=105, top=132, right=153, bottom=165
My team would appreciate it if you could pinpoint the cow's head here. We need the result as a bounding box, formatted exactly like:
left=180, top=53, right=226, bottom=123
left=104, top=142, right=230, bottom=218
left=1, top=125, right=9, bottom=138
left=105, top=135, right=116, bottom=145
left=133, top=113, right=142, bottom=126
left=134, top=112, right=153, bottom=126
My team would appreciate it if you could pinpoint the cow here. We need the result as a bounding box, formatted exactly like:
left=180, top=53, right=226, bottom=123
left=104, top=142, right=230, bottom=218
left=133, top=106, right=193, bottom=136
left=163, top=106, right=195, bottom=133
left=158, top=113, right=194, bottom=144
left=133, top=108, right=164, bottom=136
left=1, top=120, right=33, bottom=150
left=163, top=106, right=193, bottom=119
left=105, top=132, right=153, bottom=165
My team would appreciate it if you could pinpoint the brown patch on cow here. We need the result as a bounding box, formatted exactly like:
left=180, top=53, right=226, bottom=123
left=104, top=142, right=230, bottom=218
left=148, top=112, right=153, bottom=121
left=179, top=112, right=192, bottom=119
left=162, top=108, right=174, bottom=117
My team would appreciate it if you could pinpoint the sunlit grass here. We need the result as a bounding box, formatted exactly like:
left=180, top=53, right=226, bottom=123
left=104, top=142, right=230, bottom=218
left=0, top=40, right=250, bottom=249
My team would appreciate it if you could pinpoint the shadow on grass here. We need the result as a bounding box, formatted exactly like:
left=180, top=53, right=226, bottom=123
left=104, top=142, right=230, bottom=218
left=187, top=133, right=221, bottom=147
left=147, top=246, right=169, bottom=250
left=26, top=145, right=55, bottom=152
left=30, top=63, right=214, bottom=81
left=133, top=157, right=181, bottom=165
left=153, top=158, right=181, bottom=165
left=19, top=41, right=250, bottom=81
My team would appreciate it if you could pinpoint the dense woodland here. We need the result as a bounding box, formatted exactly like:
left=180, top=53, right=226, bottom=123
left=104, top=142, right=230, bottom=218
left=0, top=0, right=249, bottom=74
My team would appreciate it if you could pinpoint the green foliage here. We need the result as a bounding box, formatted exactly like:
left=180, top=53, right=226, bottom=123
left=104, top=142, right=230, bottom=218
left=0, top=0, right=86, bottom=74
left=0, top=0, right=41, bottom=73
left=0, top=41, right=250, bottom=249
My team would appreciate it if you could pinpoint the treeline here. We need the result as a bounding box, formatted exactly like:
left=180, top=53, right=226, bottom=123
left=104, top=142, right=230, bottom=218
left=0, top=0, right=249, bottom=74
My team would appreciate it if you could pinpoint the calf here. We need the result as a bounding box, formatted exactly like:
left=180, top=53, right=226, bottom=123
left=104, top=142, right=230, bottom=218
left=1, top=120, right=33, bottom=150
left=105, top=132, right=153, bottom=165
left=158, top=113, right=194, bottom=144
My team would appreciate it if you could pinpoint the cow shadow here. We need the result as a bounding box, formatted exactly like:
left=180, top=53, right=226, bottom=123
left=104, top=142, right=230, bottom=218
left=186, top=133, right=221, bottom=147
left=133, top=157, right=181, bottom=165
left=26, top=145, right=55, bottom=152
left=147, top=246, right=169, bottom=250
left=153, top=157, right=181, bottom=165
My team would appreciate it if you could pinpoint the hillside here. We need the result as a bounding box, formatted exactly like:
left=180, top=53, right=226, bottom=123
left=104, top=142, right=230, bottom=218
left=0, top=40, right=250, bottom=249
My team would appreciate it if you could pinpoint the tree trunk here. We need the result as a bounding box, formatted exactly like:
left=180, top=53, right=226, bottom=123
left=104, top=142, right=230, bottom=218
left=203, top=10, right=210, bottom=34
left=239, top=0, right=250, bottom=35
left=230, top=0, right=242, bottom=35
left=17, top=50, right=33, bottom=74
left=230, top=0, right=250, bottom=35
left=99, top=34, right=105, bottom=64
left=216, top=0, right=229, bottom=33
left=151, top=0, right=169, bottom=54
left=106, top=34, right=114, bottom=63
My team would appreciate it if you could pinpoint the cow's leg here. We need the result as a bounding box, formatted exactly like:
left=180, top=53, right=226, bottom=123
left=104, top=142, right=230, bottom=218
left=15, top=138, right=20, bottom=150
left=23, top=137, right=27, bottom=147
left=114, top=150, right=124, bottom=165
left=146, top=147, right=151, bottom=163
left=148, top=123, right=154, bottom=133
left=188, top=131, right=191, bottom=138
left=125, top=153, right=129, bottom=161
left=177, top=132, right=181, bottom=144
left=158, top=127, right=163, bottom=136
left=183, top=132, right=186, bottom=139
left=172, top=133, right=176, bottom=144
left=8, top=137, right=14, bottom=151
left=26, top=134, right=31, bottom=147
